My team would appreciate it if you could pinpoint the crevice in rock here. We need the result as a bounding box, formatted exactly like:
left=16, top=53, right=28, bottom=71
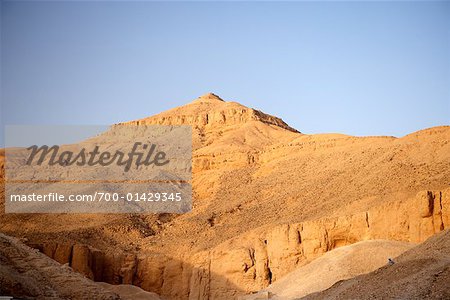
left=68, top=245, right=74, bottom=267
left=427, top=191, right=435, bottom=215
left=249, top=248, right=256, bottom=268
left=267, top=266, right=273, bottom=285
left=365, top=212, right=370, bottom=228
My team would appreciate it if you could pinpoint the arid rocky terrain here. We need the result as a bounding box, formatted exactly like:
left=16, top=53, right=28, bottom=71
left=303, top=229, right=450, bottom=300
left=244, top=239, right=414, bottom=299
left=0, top=93, right=449, bottom=299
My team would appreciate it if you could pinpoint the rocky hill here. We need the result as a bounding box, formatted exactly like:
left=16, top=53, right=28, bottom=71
left=0, top=94, right=449, bottom=299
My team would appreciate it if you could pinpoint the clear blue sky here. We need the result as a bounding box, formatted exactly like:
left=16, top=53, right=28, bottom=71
left=1, top=1, right=449, bottom=146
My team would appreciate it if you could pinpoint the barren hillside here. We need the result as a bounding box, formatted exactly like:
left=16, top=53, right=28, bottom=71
left=1, top=94, right=449, bottom=299
left=303, top=229, right=450, bottom=300
left=243, top=239, right=413, bottom=300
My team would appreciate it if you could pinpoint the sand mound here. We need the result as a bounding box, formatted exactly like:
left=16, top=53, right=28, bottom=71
left=98, top=283, right=161, bottom=300
left=303, top=229, right=450, bottom=299
left=243, top=240, right=412, bottom=300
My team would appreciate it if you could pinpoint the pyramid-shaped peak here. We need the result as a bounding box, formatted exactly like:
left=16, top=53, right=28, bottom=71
left=195, top=92, right=224, bottom=102
left=119, top=93, right=299, bottom=133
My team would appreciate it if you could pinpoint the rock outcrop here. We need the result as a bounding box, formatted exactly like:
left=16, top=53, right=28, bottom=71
left=243, top=239, right=413, bottom=300
left=183, top=188, right=449, bottom=299
left=303, top=229, right=450, bottom=300
left=0, top=233, right=120, bottom=300
left=118, top=93, right=298, bottom=134
left=29, top=188, right=449, bottom=299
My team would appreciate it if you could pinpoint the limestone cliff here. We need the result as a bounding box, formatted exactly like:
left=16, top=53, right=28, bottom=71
left=29, top=188, right=450, bottom=299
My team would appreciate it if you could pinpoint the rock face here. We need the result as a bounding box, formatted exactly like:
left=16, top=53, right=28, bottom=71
left=29, top=188, right=450, bottom=299
left=303, top=229, right=450, bottom=300
left=34, top=242, right=138, bottom=284
left=119, top=93, right=298, bottom=134
left=243, top=239, right=413, bottom=300
left=184, top=188, right=450, bottom=299
left=0, top=233, right=120, bottom=300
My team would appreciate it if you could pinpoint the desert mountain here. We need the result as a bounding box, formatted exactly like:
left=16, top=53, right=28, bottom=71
left=0, top=94, right=449, bottom=299
left=120, top=92, right=298, bottom=150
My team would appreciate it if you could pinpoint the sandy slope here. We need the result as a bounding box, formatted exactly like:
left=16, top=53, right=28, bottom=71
left=98, top=283, right=161, bottom=300
left=303, top=229, right=450, bottom=300
left=243, top=240, right=413, bottom=300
